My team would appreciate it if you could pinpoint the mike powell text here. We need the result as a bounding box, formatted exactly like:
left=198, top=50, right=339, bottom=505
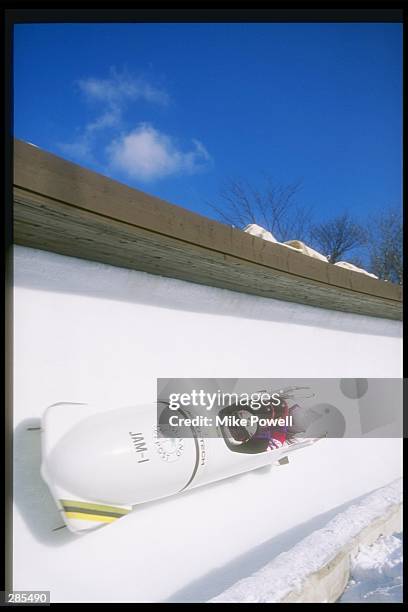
left=167, top=413, right=293, bottom=428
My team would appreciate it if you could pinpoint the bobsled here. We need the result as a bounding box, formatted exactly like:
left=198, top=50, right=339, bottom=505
left=41, top=392, right=322, bottom=533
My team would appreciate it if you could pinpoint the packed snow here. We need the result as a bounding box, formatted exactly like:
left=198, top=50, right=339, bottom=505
left=13, top=247, right=402, bottom=602
left=210, top=479, right=402, bottom=603
left=339, top=533, right=403, bottom=603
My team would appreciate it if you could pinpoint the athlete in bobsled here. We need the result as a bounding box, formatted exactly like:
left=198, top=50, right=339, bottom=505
left=219, top=386, right=315, bottom=453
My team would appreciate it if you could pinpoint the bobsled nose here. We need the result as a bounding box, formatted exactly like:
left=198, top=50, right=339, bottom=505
left=41, top=401, right=198, bottom=531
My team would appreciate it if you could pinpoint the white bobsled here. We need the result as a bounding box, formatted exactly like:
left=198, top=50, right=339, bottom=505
left=41, top=399, right=319, bottom=534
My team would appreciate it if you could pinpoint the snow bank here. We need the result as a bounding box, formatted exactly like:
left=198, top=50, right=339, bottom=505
left=243, top=223, right=378, bottom=276
left=243, top=224, right=328, bottom=261
left=339, top=533, right=402, bottom=603
left=209, top=479, right=402, bottom=603
left=335, top=261, right=378, bottom=279
left=283, top=239, right=328, bottom=262
left=243, top=223, right=277, bottom=243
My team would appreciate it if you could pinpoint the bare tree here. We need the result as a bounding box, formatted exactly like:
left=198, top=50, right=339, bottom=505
left=209, top=180, right=402, bottom=282
left=310, top=212, right=367, bottom=263
left=209, top=177, right=312, bottom=243
left=368, top=208, right=402, bottom=284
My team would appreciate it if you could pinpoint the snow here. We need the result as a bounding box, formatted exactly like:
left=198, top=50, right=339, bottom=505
left=243, top=224, right=329, bottom=261
left=209, top=479, right=402, bottom=603
left=12, top=246, right=402, bottom=602
left=243, top=222, right=378, bottom=275
left=283, top=239, right=328, bottom=262
left=339, top=533, right=403, bottom=603
left=243, top=223, right=277, bottom=242
left=335, top=261, right=378, bottom=279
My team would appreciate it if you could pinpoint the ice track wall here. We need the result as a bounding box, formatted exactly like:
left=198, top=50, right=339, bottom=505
left=12, top=246, right=402, bottom=602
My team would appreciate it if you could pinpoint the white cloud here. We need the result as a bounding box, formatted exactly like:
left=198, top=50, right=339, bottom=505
left=60, top=139, right=92, bottom=160
left=60, top=68, right=170, bottom=161
left=78, top=69, right=170, bottom=107
left=59, top=68, right=212, bottom=180
left=107, top=124, right=211, bottom=181
left=86, top=108, right=122, bottom=132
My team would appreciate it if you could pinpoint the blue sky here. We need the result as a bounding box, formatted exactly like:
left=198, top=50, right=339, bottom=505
left=14, top=22, right=402, bottom=224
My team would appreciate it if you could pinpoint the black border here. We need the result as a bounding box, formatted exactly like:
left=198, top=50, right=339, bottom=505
left=5, top=9, right=405, bottom=24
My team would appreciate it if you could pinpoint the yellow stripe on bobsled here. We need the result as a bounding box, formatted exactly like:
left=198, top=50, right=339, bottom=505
left=64, top=511, right=118, bottom=523
left=59, top=499, right=131, bottom=524
left=60, top=499, right=130, bottom=515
